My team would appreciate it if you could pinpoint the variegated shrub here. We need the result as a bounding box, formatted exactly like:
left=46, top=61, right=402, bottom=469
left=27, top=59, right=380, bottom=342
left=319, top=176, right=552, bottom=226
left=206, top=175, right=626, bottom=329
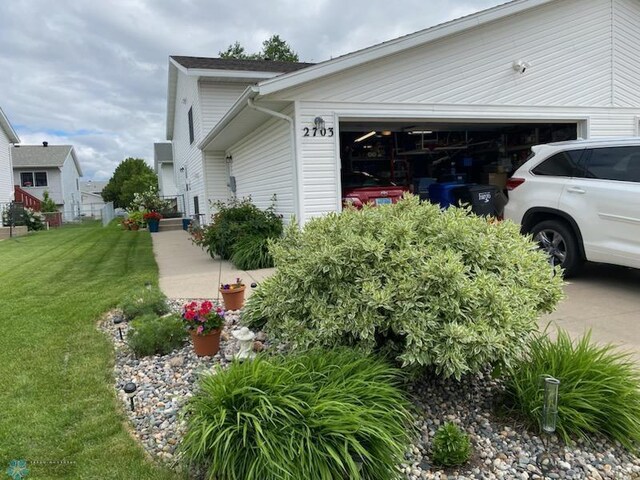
left=244, top=196, right=564, bottom=379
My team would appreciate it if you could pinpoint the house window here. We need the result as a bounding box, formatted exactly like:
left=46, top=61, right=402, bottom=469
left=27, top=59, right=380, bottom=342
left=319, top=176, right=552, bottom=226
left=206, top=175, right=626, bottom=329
left=20, top=171, right=48, bottom=187
left=188, top=107, right=194, bottom=144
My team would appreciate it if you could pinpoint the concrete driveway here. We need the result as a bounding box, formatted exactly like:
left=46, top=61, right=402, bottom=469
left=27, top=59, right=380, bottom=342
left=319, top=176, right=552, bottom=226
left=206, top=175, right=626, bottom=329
left=542, top=263, right=640, bottom=363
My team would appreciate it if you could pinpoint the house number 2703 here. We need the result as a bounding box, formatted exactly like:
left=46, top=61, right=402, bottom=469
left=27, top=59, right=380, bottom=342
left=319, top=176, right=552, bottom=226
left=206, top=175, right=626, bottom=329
left=302, top=127, right=334, bottom=137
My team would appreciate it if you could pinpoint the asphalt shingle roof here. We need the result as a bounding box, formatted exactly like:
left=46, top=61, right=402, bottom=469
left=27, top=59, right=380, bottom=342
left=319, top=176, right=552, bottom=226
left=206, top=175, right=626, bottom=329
left=170, top=56, right=314, bottom=73
left=12, top=145, right=73, bottom=168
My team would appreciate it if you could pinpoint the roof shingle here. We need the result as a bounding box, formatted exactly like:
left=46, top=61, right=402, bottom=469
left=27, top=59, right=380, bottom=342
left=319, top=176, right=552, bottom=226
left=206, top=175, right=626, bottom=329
left=12, top=145, right=74, bottom=168
left=170, top=56, right=313, bottom=73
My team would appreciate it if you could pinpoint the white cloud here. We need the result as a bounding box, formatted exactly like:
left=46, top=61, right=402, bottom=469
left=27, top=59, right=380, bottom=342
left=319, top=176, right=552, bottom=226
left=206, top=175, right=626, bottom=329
left=0, top=0, right=501, bottom=180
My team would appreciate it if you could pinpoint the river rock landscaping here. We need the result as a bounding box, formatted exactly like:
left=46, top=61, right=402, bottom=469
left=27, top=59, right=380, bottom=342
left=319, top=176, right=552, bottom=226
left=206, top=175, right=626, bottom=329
left=99, top=298, right=640, bottom=480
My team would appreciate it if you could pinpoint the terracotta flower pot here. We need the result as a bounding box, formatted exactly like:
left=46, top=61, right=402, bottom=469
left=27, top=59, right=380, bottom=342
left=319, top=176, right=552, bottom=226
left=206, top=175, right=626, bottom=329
left=220, top=286, right=245, bottom=311
left=190, top=329, right=221, bottom=357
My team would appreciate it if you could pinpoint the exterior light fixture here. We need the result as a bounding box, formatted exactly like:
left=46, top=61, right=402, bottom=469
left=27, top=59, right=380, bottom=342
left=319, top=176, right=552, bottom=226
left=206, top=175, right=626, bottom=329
left=313, top=117, right=326, bottom=130
left=408, top=130, right=433, bottom=135
left=512, top=60, right=531, bottom=74
left=124, top=382, right=137, bottom=411
left=225, top=155, right=233, bottom=164
left=381, top=131, right=392, bottom=136
left=354, top=131, right=376, bottom=143
left=250, top=282, right=257, bottom=288
left=179, top=166, right=185, bottom=172
left=113, top=316, right=124, bottom=341
left=233, top=327, right=256, bottom=361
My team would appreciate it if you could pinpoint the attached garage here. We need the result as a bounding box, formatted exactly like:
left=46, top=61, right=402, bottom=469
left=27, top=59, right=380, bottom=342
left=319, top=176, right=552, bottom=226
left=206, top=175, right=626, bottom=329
left=198, top=0, right=640, bottom=225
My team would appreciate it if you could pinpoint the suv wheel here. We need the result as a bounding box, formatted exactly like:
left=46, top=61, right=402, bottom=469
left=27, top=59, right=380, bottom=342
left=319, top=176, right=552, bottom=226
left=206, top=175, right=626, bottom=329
left=530, top=220, right=583, bottom=276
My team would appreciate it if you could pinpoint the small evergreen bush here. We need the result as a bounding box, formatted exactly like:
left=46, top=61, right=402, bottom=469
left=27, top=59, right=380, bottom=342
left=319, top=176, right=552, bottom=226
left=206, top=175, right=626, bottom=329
left=506, top=329, right=640, bottom=449
left=431, top=423, right=471, bottom=467
left=244, top=196, right=564, bottom=379
left=199, top=197, right=282, bottom=261
left=181, top=348, right=415, bottom=480
left=120, top=287, right=169, bottom=320
left=127, top=313, right=187, bottom=357
left=41, top=191, right=58, bottom=213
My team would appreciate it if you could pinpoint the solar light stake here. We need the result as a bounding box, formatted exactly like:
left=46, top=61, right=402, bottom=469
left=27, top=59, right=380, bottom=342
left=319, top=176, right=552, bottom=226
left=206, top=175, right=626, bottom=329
left=124, top=382, right=137, bottom=411
left=113, top=317, right=124, bottom=341
left=542, top=377, right=560, bottom=434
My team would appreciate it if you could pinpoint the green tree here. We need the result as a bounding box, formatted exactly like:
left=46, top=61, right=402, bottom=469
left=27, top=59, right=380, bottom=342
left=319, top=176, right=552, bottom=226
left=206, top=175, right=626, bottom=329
left=102, top=158, right=157, bottom=208
left=218, top=35, right=299, bottom=62
left=260, top=35, right=299, bottom=62
left=40, top=191, right=58, bottom=213
left=219, top=41, right=249, bottom=59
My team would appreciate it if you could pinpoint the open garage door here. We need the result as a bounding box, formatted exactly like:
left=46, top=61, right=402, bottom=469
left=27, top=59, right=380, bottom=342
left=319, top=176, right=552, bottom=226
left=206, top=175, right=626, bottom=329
left=339, top=120, right=579, bottom=215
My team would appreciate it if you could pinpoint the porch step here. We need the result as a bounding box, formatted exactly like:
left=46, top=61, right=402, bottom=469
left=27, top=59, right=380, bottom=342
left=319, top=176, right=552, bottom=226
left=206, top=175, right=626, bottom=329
left=0, top=226, right=28, bottom=239
left=158, top=218, right=184, bottom=232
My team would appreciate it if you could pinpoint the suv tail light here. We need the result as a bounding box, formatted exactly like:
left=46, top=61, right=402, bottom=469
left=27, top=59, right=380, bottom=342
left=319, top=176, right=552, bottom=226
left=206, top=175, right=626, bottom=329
left=506, top=178, right=525, bottom=191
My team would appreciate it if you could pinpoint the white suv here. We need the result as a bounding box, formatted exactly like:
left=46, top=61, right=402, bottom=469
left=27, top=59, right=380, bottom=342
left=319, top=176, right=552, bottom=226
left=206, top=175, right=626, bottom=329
left=504, top=138, right=640, bottom=276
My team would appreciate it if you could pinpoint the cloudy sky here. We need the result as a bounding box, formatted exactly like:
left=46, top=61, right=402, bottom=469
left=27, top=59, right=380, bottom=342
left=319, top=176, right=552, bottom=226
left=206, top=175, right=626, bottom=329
left=0, top=0, right=502, bottom=180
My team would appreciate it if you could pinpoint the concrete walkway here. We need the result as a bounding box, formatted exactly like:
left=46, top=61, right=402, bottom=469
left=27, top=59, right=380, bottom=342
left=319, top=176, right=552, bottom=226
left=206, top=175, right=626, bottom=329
left=151, top=229, right=275, bottom=300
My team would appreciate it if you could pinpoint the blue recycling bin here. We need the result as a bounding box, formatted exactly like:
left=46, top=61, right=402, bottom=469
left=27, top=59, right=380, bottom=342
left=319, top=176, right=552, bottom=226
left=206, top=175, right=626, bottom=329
left=182, top=218, right=192, bottom=231
left=429, top=182, right=466, bottom=209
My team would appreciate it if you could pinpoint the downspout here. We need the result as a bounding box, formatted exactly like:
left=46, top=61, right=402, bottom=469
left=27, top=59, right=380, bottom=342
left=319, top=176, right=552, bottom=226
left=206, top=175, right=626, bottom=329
left=247, top=98, right=302, bottom=225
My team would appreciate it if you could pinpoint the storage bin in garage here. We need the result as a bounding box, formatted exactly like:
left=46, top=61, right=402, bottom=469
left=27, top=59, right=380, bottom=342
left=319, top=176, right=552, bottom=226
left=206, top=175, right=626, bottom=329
left=454, top=184, right=499, bottom=217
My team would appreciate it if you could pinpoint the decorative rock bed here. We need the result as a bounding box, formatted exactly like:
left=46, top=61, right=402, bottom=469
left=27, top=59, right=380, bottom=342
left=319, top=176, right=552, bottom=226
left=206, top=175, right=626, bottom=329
left=101, top=301, right=640, bottom=479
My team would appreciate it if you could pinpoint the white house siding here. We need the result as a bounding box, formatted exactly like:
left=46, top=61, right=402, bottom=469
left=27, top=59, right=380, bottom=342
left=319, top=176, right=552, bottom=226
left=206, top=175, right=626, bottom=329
left=60, top=153, right=81, bottom=221
left=172, top=72, right=206, bottom=218
left=203, top=151, right=230, bottom=219
left=226, top=107, right=296, bottom=222
left=0, top=127, right=12, bottom=205
left=613, top=0, right=640, bottom=107
left=199, top=82, right=252, bottom=134
left=280, top=0, right=613, bottom=107
left=13, top=167, right=63, bottom=204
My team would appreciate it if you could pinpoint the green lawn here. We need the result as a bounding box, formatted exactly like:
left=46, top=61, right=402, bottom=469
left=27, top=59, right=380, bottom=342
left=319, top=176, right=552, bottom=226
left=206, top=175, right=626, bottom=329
left=0, top=222, right=180, bottom=479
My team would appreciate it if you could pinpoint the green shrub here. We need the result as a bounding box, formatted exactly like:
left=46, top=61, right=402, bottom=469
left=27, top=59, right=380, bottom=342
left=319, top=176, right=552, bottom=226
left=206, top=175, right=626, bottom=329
left=244, top=196, right=564, bottom=379
left=230, top=235, right=274, bottom=270
left=181, top=348, right=414, bottom=480
left=24, top=208, right=46, bottom=231
left=41, top=191, right=58, bottom=213
left=200, top=197, right=282, bottom=260
left=120, top=287, right=169, bottom=320
left=127, top=313, right=187, bottom=357
left=505, top=329, right=640, bottom=449
left=431, top=423, right=471, bottom=467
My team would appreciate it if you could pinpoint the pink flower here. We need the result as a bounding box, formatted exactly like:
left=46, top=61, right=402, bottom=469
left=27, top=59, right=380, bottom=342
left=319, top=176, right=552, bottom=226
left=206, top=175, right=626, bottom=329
left=197, top=325, right=204, bottom=334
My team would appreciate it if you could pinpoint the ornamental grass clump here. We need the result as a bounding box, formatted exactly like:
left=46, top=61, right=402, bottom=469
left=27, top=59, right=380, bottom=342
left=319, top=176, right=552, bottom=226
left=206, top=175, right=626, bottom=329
left=505, top=329, right=640, bottom=450
left=244, top=195, right=564, bottom=379
left=181, top=348, right=415, bottom=480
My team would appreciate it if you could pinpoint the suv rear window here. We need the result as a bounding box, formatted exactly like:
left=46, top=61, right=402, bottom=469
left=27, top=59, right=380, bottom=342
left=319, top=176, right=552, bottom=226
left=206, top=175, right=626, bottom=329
left=532, top=150, right=584, bottom=177
left=583, top=146, right=640, bottom=182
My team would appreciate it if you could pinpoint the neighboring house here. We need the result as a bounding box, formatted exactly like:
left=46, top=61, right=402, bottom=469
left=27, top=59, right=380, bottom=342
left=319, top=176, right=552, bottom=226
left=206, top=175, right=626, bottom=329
left=80, top=180, right=107, bottom=218
left=0, top=108, right=20, bottom=210
left=154, top=142, right=177, bottom=199
left=166, top=0, right=640, bottom=225
left=12, top=143, right=83, bottom=222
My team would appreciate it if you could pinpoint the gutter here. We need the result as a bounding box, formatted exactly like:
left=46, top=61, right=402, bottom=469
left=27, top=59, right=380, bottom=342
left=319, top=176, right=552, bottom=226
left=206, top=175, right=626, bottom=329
left=246, top=98, right=302, bottom=225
